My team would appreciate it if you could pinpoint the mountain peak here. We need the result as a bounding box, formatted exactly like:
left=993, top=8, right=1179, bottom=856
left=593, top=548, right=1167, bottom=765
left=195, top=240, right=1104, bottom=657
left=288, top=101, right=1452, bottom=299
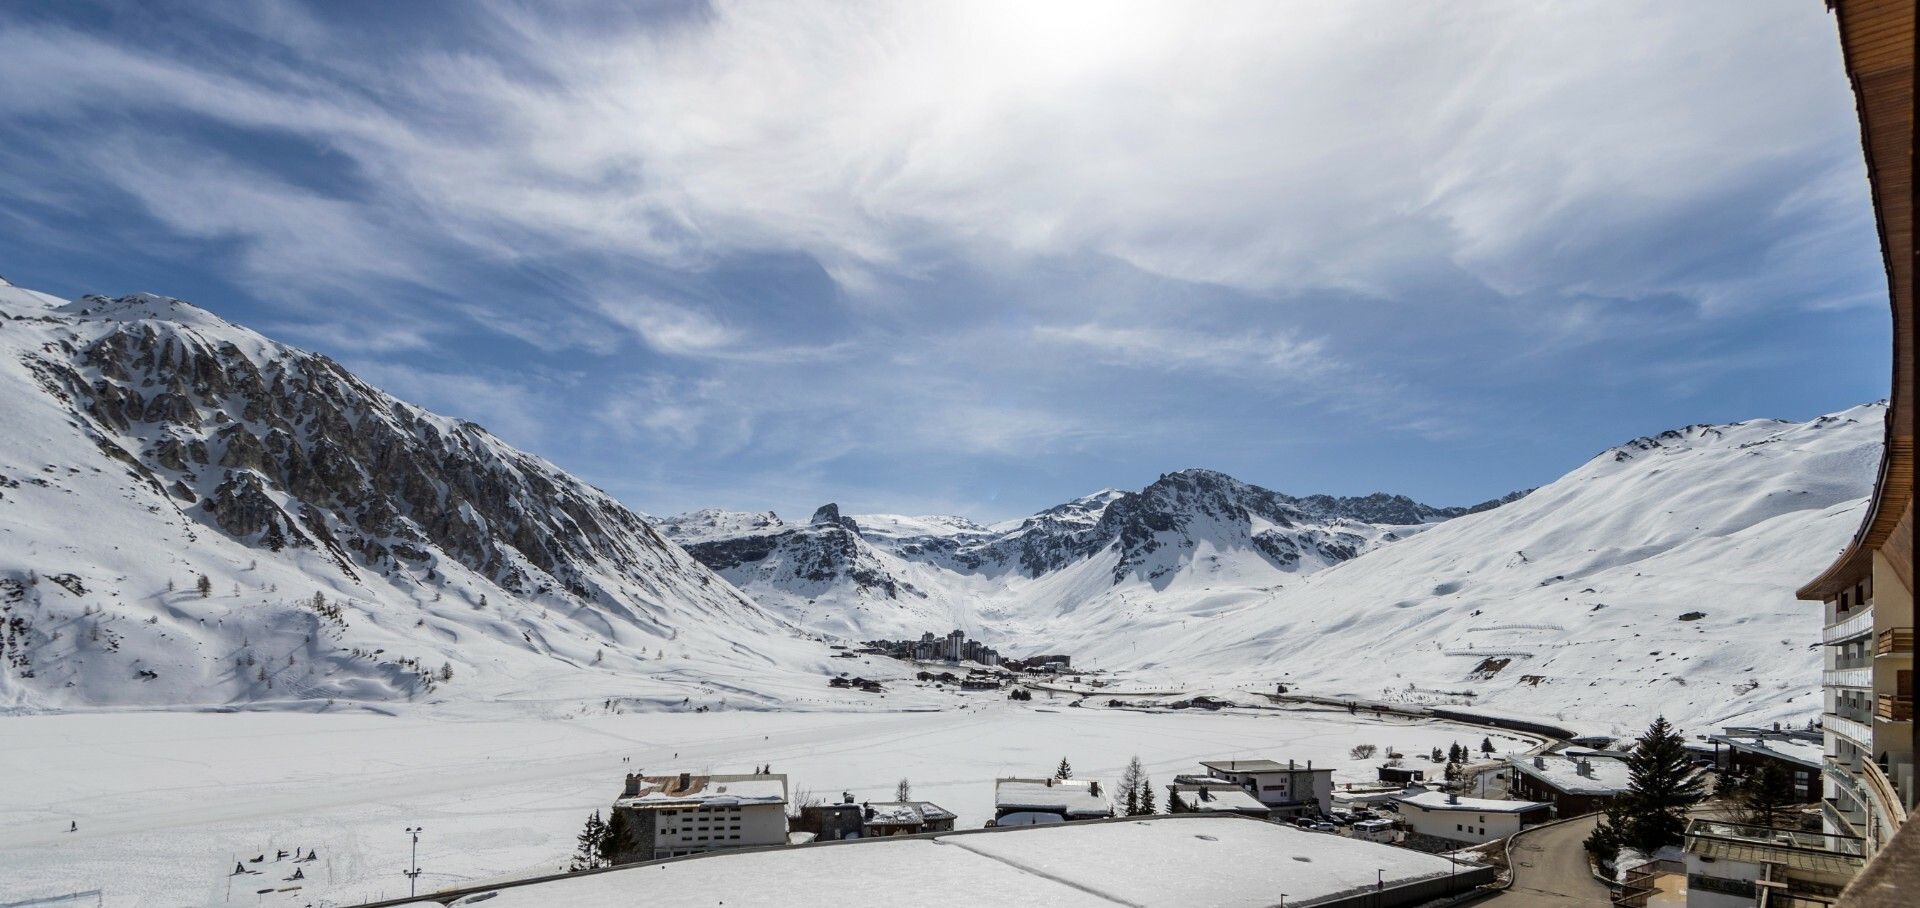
left=55, top=292, right=235, bottom=332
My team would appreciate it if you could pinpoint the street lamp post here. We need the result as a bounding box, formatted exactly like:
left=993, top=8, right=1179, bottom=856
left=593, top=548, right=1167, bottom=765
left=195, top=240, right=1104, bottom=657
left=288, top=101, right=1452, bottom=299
left=405, top=826, right=424, bottom=897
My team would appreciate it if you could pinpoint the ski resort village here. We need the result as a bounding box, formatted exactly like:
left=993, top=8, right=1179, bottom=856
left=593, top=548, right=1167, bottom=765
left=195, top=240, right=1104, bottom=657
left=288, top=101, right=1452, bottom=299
left=1, top=1, right=1918, bottom=907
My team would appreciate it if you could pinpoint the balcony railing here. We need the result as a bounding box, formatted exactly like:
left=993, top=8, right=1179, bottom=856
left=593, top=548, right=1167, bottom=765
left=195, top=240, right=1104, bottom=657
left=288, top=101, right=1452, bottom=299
left=1824, top=668, right=1873, bottom=689
left=1876, top=627, right=1914, bottom=657
left=1826, top=713, right=1875, bottom=750
left=1876, top=694, right=1913, bottom=722
left=1686, top=819, right=1866, bottom=857
left=1825, top=609, right=1875, bottom=644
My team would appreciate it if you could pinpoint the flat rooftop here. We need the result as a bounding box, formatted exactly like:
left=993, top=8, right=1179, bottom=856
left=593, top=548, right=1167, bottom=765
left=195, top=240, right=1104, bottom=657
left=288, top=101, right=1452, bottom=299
left=994, top=777, right=1112, bottom=816
left=1506, top=753, right=1631, bottom=795
left=445, top=816, right=1475, bottom=908
left=1200, top=758, right=1325, bottom=773
left=1393, top=788, right=1545, bottom=813
left=614, top=773, right=787, bottom=810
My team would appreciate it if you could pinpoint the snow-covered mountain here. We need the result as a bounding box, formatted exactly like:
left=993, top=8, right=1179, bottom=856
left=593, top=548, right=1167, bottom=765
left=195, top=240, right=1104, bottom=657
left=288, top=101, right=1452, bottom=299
left=662, top=471, right=1520, bottom=643
left=0, top=278, right=851, bottom=712
left=668, top=405, right=1882, bottom=733
left=1056, top=405, right=1886, bottom=734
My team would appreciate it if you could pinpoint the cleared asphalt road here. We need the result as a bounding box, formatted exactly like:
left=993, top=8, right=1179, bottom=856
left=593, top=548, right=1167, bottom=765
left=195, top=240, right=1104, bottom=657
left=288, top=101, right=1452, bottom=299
left=1488, top=813, right=1614, bottom=908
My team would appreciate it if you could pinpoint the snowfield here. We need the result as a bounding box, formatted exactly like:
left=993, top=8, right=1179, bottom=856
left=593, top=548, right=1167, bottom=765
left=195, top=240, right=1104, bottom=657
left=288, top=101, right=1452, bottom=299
left=0, top=704, right=1538, bottom=907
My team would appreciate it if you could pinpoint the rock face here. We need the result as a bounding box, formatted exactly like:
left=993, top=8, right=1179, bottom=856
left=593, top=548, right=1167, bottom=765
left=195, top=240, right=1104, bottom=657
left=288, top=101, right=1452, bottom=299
left=0, top=285, right=826, bottom=709
left=34, top=294, right=696, bottom=605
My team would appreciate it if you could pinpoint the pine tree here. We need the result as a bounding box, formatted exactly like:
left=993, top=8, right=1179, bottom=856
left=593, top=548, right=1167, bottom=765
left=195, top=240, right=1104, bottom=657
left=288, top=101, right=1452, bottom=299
left=1480, top=737, right=1495, bottom=755
left=1118, top=756, right=1145, bottom=816
left=1737, top=762, right=1797, bottom=829
left=1055, top=757, right=1073, bottom=781
left=598, top=809, right=630, bottom=866
left=196, top=574, right=212, bottom=598
left=571, top=810, right=606, bottom=871
left=1138, top=776, right=1156, bottom=814
left=1616, top=716, right=1704, bottom=853
left=439, top=661, right=453, bottom=682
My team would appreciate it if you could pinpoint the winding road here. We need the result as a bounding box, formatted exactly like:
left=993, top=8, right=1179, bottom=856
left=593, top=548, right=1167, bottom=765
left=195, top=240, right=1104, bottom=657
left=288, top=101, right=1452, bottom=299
left=1488, top=813, right=1613, bottom=908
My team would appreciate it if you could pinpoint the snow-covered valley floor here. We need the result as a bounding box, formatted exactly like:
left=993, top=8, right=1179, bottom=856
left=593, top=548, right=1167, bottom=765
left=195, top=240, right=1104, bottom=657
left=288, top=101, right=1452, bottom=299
left=0, top=705, right=1539, bottom=907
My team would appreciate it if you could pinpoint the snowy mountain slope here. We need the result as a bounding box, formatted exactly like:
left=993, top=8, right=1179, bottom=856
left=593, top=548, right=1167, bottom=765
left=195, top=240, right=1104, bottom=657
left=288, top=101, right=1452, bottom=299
left=1060, top=404, right=1885, bottom=734
left=662, top=472, right=1517, bottom=644
left=0, top=279, right=861, bottom=712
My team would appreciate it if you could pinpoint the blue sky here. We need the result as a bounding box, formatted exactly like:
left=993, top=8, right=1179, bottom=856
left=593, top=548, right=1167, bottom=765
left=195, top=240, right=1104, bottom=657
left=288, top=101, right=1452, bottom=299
left=0, top=0, right=1891, bottom=522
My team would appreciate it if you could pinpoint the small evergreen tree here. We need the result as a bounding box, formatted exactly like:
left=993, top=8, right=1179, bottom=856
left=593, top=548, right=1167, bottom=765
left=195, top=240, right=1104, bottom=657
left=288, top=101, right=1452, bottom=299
left=571, top=810, right=606, bottom=872
left=1055, top=757, right=1073, bottom=781
left=1737, top=762, right=1797, bottom=829
left=1480, top=737, right=1495, bottom=755
left=1138, top=776, right=1156, bottom=814
left=1118, top=756, right=1145, bottom=816
left=598, top=809, right=630, bottom=865
left=439, top=661, right=454, bottom=682
left=1601, top=716, right=1704, bottom=854
left=196, top=574, right=212, bottom=598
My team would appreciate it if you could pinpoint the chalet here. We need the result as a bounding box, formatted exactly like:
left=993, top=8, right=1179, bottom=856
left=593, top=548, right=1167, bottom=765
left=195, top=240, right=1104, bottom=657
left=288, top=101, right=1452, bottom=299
left=1505, top=752, right=1631, bottom=817
left=991, top=777, right=1113, bottom=826
left=607, top=771, right=790, bottom=862
left=1198, top=758, right=1335, bottom=818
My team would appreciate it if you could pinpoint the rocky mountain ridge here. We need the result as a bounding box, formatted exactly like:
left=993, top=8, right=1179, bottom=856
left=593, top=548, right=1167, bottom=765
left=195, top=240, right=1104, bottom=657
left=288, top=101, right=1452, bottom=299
left=660, top=468, right=1528, bottom=642
left=0, top=282, right=842, bottom=710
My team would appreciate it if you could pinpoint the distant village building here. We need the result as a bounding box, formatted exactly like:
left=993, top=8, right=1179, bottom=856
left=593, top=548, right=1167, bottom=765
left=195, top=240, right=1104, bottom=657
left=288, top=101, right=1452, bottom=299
left=859, top=801, right=958, bottom=837
left=1378, top=766, right=1427, bottom=786
left=1198, top=758, right=1335, bottom=819
left=991, top=777, right=1113, bottom=826
left=607, top=772, right=790, bottom=861
left=1707, top=727, right=1823, bottom=802
left=797, top=795, right=958, bottom=840
left=1166, top=775, right=1273, bottom=819
left=1390, top=785, right=1550, bottom=846
left=1505, top=752, right=1631, bottom=817
left=796, top=798, right=866, bottom=842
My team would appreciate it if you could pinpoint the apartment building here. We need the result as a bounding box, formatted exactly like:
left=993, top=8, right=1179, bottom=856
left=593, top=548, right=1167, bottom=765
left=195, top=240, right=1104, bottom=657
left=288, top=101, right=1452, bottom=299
left=1793, top=3, right=1918, bottom=905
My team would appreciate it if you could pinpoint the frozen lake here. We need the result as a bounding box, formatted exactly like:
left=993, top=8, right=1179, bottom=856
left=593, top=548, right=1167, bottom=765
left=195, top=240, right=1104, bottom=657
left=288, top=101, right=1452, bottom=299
left=1, top=703, right=1539, bottom=907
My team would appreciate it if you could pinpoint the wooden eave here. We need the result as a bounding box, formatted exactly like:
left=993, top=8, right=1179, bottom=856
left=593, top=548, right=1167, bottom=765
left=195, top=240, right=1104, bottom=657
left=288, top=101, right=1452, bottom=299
left=1799, top=0, right=1917, bottom=602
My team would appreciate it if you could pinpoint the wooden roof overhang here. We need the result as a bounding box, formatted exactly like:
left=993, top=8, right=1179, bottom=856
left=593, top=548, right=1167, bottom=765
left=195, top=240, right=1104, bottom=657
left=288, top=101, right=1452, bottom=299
left=1799, top=0, right=1917, bottom=603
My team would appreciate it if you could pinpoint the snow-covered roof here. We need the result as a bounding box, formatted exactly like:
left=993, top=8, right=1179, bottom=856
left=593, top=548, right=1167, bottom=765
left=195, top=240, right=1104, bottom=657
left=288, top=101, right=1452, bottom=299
left=1200, top=758, right=1319, bottom=774
left=453, top=816, right=1475, bottom=908
left=1392, top=788, right=1546, bottom=814
left=995, top=778, right=1113, bottom=817
left=1709, top=732, right=1823, bottom=770
left=863, top=801, right=955, bottom=825
left=1506, top=753, right=1631, bottom=795
left=1168, top=784, right=1269, bottom=813
left=615, top=774, right=787, bottom=810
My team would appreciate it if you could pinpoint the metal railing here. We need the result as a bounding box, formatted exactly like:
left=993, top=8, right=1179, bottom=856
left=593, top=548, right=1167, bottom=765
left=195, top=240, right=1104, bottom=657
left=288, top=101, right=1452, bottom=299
left=1824, top=608, right=1875, bottom=643
left=1614, top=858, right=1683, bottom=908
left=1825, top=712, right=1875, bottom=750
left=1824, top=668, right=1873, bottom=689
left=1685, top=819, right=1866, bottom=857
